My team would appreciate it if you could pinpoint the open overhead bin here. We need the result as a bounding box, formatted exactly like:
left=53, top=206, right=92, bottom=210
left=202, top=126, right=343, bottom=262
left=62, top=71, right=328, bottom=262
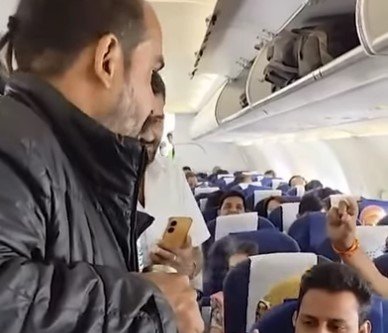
left=191, top=0, right=388, bottom=142
left=191, top=0, right=309, bottom=79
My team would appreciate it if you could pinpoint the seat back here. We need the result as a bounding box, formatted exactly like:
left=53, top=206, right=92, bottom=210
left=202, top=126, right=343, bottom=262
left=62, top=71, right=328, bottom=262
left=224, top=253, right=324, bottom=333
left=357, top=226, right=388, bottom=259
left=194, top=187, right=219, bottom=196
left=374, top=253, right=388, bottom=277
left=231, top=230, right=300, bottom=254
left=254, top=190, right=282, bottom=207
left=359, top=199, right=388, bottom=213
left=255, top=296, right=386, bottom=333
left=288, top=212, right=327, bottom=252
left=269, top=203, right=300, bottom=232
left=213, top=213, right=274, bottom=242
left=203, top=207, right=218, bottom=223
left=271, top=179, right=283, bottom=190
left=287, top=185, right=305, bottom=197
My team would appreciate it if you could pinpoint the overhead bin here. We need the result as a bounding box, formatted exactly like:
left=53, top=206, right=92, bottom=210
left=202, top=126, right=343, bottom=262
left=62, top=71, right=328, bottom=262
left=356, top=0, right=388, bottom=55
left=191, top=0, right=388, bottom=142
left=191, top=0, right=309, bottom=79
left=215, top=67, right=251, bottom=123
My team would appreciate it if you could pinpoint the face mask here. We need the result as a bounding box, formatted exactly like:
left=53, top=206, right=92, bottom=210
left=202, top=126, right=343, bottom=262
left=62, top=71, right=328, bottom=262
left=160, top=144, right=169, bottom=157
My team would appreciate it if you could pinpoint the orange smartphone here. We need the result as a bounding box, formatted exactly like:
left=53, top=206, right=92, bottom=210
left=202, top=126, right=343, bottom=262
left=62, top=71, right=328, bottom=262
left=161, top=217, right=193, bottom=249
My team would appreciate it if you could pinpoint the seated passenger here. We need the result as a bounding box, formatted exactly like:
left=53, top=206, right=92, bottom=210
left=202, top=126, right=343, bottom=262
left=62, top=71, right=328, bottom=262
left=185, top=171, right=198, bottom=191
left=235, top=173, right=253, bottom=185
left=327, top=197, right=388, bottom=297
left=209, top=240, right=259, bottom=333
left=218, top=191, right=247, bottom=216
left=293, top=263, right=372, bottom=333
left=264, top=170, right=276, bottom=178
left=305, top=180, right=323, bottom=192
left=298, top=193, right=325, bottom=217
left=289, top=175, right=307, bottom=188
left=138, top=72, right=209, bottom=279
left=359, top=205, right=387, bottom=226
left=228, top=241, right=259, bottom=268
left=255, top=196, right=283, bottom=218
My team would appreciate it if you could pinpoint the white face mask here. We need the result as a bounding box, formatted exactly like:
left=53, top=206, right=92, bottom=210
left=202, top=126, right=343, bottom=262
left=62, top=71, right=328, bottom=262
left=159, top=144, right=169, bottom=157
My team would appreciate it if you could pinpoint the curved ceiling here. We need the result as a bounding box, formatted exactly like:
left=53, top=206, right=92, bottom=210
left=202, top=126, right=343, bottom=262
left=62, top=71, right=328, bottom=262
left=0, top=0, right=223, bottom=114
left=150, top=0, right=224, bottom=114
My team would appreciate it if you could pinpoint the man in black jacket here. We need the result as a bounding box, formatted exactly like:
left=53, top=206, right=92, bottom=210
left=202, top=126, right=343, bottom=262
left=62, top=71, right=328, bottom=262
left=0, top=0, right=203, bottom=332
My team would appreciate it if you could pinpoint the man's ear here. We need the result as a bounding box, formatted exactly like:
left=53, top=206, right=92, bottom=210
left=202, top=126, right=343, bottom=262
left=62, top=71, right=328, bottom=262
left=360, top=320, right=372, bottom=333
left=292, top=311, right=298, bottom=328
left=94, top=34, right=122, bottom=89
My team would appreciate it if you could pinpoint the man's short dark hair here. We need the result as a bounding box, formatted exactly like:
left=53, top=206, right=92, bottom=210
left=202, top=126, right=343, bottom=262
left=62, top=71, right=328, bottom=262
left=298, top=193, right=324, bottom=215
left=305, top=180, right=323, bottom=192
left=298, top=263, right=372, bottom=325
left=219, top=191, right=246, bottom=210
left=0, top=0, right=145, bottom=75
left=151, top=71, right=166, bottom=101
left=182, top=166, right=192, bottom=172
left=289, top=175, right=304, bottom=186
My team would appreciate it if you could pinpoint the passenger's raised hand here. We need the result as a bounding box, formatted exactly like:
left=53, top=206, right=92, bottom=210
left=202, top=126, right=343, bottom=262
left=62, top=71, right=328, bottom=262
left=327, top=197, right=358, bottom=251
left=143, top=272, right=204, bottom=333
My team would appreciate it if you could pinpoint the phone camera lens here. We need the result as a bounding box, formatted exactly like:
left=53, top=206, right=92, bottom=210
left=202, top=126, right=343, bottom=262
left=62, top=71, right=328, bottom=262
left=170, top=221, right=177, bottom=227
left=168, top=227, right=175, bottom=233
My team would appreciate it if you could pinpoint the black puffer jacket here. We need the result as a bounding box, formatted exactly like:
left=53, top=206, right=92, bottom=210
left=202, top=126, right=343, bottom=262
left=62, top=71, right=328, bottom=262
left=0, top=73, right=176, bottom=332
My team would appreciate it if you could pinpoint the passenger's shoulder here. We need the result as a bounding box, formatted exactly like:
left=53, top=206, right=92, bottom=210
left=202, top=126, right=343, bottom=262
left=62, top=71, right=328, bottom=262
left=0, top=96, right=59, bottom=164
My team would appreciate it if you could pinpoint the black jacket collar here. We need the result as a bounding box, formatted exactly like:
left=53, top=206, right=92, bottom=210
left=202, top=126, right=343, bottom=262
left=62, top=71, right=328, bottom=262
left=6, top=72, right=146, bottom=196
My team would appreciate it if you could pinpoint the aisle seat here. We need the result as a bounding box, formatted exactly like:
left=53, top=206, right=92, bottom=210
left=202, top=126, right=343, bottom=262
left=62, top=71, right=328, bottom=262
left=223, top=253, right=328, bottom=333
left=269, top=203, right=300, bottom=232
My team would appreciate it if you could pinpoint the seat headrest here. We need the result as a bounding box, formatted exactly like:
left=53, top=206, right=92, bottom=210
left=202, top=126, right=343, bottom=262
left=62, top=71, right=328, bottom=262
left=356, top=226, right=388, bottom=259
left=288, top=212, right=327, bottom=252
left=231, top=229, right=300, bottom=254
left=224, top=253, right=322, bottom=333
left=194, top=187, right=219, bottom=196
left=254, top=190, right=282, bottom=206
left=269, top=203, right=300, bottom=232
left=215, top=212, right=258, bottom=241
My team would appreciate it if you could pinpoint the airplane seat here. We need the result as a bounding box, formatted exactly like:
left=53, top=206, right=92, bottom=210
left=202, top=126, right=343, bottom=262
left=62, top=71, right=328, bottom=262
left=359, top=199, right=388, bottom=214
left=318, top=226, right=388, bottom=261
left=288, top=212, right=327, bottom=253
left=356, top=226, right=388, bottom=259
left=277, top=183, right=291, bottom=194
left=374, top=253, right=388, bottom=277
left=268, top=202, right=300, bottom=232
left=223, top=253, right=328, bottom=333
left=243, top=185, right=272, bottom=198
left=230, top=229, right=301, bottom=254
left=316, top=238, right=341, bottom=262
left=203, top=207, right=218, bottom=223
left=260, top=178, right=273, bottom=188
left=253, top=296, right=386, bottom=333
left=203, top=230, right=299, bottom=305
left=287, top=185, right=305, bottom=197
left=194, top=186, right=219, bottom=197
left=212, top=213, right=275, bottom=241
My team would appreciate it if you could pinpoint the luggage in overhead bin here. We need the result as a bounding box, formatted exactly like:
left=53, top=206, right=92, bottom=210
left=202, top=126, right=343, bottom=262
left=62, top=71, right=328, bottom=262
left=264, top=15, right=359, bottom=91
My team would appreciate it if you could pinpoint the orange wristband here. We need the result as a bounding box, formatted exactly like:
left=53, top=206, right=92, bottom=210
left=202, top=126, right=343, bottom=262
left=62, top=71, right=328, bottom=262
left=332, top=238, right=360, bottom=257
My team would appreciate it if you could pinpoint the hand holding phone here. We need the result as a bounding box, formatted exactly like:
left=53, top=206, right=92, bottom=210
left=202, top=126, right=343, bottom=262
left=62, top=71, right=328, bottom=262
left=160, top=217, right=193, bottom=250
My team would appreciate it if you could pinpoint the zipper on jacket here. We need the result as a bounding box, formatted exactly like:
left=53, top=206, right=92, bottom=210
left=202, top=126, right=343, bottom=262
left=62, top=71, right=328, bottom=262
left=129, top=148, right=148, bottom=272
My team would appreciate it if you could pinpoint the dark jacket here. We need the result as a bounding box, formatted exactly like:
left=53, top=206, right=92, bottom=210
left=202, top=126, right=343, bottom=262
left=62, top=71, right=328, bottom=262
left=0, top=73, right=176, bottom=332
